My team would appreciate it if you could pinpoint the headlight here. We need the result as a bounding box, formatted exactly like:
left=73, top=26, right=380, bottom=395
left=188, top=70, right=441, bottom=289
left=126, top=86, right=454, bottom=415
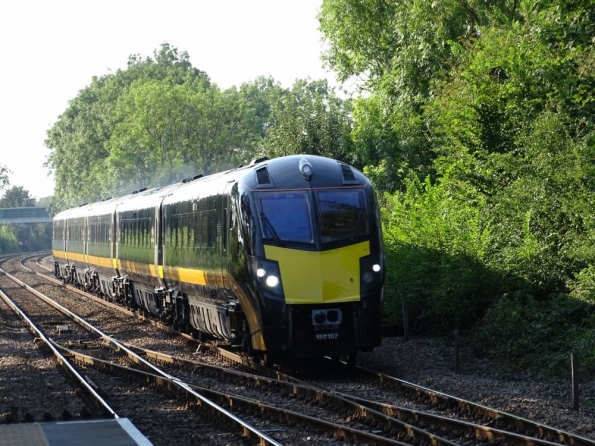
left=265, top=275, right=280, bottom=287
left=248, top=256, right=284, bottom=297
left=360, top=255, right=384, bottom=293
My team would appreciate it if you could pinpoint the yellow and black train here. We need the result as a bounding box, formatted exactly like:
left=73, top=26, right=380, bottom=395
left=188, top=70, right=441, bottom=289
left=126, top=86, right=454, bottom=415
left=53, top=155, right=385, bottom=363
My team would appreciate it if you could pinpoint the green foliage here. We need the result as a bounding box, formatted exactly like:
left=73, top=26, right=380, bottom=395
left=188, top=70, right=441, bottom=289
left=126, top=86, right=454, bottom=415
left=348, top=0, right=595, bottom=372
left=476, top=293, right=595, bottom=377
left=351, top=93, right=434, bottom=193
left=380, top=173, right=499, bottom=332
left=45, top=43, right=212, bottom=209
left=28, top=223, right=52, bottom=251
left=0, top=224, right=18, bottom=253
left=103, top=79, right=259, bottom=195
left=46, top=44, right=298, bottom=212
left=259, top=79, right=355, bottom=164
left=0, top=186, right=36, bottom=207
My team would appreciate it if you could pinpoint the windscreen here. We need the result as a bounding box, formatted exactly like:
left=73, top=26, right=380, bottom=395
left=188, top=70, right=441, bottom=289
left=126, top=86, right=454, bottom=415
left=317, top=189, right=368, bottom=243
left=257, top=192, right=313, bottom=243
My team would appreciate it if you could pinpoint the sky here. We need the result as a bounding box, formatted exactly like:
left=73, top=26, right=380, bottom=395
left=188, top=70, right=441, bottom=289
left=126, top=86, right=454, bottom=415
left=0, top=0, right=339, bottom=200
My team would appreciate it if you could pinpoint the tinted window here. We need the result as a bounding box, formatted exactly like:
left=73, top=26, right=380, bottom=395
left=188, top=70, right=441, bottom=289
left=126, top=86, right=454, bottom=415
left=317, top=189, right=368, bottom=243
left=257, top=192, right=313, bottom=244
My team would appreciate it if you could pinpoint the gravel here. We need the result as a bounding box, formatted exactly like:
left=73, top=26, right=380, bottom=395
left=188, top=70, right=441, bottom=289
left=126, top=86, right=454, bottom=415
left=360, top=335, right=595, bottom=440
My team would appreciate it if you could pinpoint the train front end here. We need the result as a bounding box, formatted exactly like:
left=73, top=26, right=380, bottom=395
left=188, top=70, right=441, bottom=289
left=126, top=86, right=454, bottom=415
left=237, top=155, right=385, bottom=361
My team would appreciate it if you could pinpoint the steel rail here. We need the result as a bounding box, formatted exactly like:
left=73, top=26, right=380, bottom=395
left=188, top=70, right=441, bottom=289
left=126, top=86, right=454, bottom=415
left=352, top=364, right=595, bottom=446
left=56, top=344, right=430, bottom=446
left=29, top=253, right=595, bottom=446
left=7, top=255, right=282, bottom=446
left=0, top=282, right=117, bottom=419
left=122, top=343, right=576, bottom=446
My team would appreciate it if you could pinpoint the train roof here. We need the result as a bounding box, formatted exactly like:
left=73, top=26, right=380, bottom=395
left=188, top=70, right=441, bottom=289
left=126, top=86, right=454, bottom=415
left=115, top=183, right=181, bottom=214
left=236, top=154, right=368, bottom=190
left=52, top=156, right=369, bottom=221
left=161, top=166, right=246, bottom=206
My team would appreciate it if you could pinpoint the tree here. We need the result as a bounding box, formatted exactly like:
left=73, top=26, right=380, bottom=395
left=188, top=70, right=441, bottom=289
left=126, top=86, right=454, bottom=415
left=103, top=78, right=260, bottom=195
left=317, top=0, right=568, bottom=193
left=0, top=164, right=10, bottom=192
left=238, top=76, right=287, bottom=140
left=260, top=79, right=355, bottom=164
left=0, top=224, right=17, bottom=253
left=45, top=43, right=211, bottom=210
left=0, top=186, right=36, bottom=208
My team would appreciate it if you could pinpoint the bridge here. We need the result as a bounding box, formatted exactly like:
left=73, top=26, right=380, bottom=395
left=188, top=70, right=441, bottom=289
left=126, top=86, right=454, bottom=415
left=0, top=207, right=52, bottom=225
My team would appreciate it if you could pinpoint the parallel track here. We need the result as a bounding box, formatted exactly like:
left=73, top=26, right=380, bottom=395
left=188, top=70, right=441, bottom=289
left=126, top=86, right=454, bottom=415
left=6, top=252, right=594, bottom=446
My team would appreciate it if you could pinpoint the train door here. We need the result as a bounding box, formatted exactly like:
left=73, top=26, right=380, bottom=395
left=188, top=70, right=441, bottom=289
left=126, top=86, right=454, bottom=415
left=114, top=210, right=120, bottom=274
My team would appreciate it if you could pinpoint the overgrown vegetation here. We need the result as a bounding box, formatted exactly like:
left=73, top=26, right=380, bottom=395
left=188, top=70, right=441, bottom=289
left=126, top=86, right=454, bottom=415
left=41, top=1, right=595, bottom=377
left=0, top=223, right=52, bottom=254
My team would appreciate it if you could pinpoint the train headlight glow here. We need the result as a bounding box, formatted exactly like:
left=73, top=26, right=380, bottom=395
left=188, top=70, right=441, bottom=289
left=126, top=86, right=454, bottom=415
left=372, top=264, right=381, bottom=272
left=265, top=275, right=280, bottom=287
left=249, top=256, right=284, bottom=297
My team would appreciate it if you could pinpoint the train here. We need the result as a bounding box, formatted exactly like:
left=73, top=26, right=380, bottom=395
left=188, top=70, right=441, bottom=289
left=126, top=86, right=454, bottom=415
left=52, top=155, right=385, bottom=363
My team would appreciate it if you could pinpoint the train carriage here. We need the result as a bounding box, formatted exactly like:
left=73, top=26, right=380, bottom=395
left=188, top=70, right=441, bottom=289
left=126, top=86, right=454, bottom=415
left=53, top=155, right=385, bottom=363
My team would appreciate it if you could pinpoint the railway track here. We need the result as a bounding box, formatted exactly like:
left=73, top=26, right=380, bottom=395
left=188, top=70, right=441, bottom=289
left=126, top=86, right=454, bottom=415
left=1, top=252, right=594, bottom=445
left=0, top=253, right=280, bottom=445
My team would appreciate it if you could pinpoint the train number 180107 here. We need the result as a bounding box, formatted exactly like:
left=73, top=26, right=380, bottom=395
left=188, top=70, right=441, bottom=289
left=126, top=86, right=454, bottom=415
left=315, top=333, right=338, bottom=341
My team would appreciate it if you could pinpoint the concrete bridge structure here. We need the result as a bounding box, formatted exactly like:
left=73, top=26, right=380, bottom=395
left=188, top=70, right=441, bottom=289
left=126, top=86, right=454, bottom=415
left=0, top=207, right=52, bottom=225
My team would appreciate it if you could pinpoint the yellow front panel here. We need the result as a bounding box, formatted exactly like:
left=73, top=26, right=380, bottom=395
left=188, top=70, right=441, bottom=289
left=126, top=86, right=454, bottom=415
left=264, top=241, right=369, bottom=304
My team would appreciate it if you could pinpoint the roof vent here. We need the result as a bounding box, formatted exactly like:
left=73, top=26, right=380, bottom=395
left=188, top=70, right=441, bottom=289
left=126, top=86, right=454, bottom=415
left=250, top=156, right=269, bottom=166
left=339, top=163, right=358, bottom=184
left=255, top=166, right=274, bottom=188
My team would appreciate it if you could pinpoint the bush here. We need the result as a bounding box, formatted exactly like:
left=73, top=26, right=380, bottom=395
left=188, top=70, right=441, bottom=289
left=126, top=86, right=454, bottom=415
left=380, top=173, right=501, bottom=333
left=476, top=292, right=595, bottom=377
left=0, top=224, right=18, bottom=253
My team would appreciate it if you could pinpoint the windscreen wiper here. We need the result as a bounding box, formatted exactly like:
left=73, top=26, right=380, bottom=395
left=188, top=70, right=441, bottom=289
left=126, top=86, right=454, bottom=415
left=259, top=211, right=284, bottom=246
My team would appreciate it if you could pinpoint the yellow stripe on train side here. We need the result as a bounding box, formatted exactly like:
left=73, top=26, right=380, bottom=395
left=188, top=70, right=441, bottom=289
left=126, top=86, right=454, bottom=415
left=264, top=241, right=370, bottom=305
left=67, top=252, right=86, bottom=263
left=87, top=255, right=114, bottom=268
left=167, top=266, right=207, bottom=285
left=52, top=250, right=67, bottom=260
left=148, top=264, right=165, bottom=279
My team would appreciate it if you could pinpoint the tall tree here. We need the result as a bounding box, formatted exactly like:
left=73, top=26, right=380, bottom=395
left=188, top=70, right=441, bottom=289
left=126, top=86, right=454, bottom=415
left=318, top=0, right=547, bottom=192
left=45, top=44, right=210, bottom=210
left=103, top=79, right=260, bottom=195
left=0, top=186, right=36, bottom=208
left=260, top=79, right=355, bottom=164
